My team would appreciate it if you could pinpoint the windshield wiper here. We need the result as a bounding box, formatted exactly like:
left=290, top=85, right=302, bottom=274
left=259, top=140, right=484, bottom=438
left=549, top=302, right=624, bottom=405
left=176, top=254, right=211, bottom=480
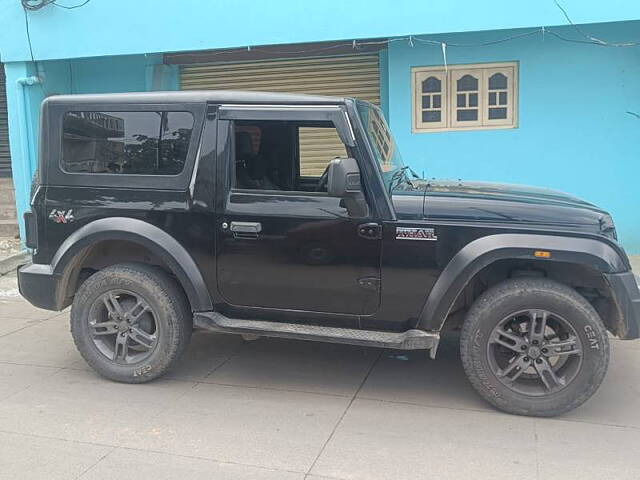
left=388, top=166, right=418, bottom=193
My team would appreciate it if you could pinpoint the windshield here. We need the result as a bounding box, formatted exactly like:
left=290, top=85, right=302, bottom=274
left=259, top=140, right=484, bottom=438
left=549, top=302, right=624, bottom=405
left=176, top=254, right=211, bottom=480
left=356, top=101, right=408, bottom=192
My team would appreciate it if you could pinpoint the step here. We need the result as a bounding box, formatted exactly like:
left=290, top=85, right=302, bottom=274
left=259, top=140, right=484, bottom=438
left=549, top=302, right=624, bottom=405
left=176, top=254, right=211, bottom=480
left=194, top=312, right=440, bottom=354
left=0, top=220, right=19, bottom=238
left=0, top=201, right=16, bottom=211
left=0, top=209, right=17, bottom=221
left=0, top=188, right=15, bottom=204
left=0, top=178, right=14, bottom=188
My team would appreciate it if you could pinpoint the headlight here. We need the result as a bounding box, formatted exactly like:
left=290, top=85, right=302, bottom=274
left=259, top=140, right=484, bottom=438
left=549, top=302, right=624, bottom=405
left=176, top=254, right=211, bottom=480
left=599, top=215, right=617, bottom=240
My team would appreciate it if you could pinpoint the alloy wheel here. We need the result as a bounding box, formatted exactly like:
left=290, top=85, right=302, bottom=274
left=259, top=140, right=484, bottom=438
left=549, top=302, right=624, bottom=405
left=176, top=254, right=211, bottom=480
left=487, top=309, right=583, bottom=396
left=87, top=290, right=160, bottom=364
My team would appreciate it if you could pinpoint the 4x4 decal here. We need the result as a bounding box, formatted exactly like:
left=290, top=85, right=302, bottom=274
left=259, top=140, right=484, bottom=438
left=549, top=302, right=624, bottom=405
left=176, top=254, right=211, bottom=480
left=49, top=209, right=74, bottom=224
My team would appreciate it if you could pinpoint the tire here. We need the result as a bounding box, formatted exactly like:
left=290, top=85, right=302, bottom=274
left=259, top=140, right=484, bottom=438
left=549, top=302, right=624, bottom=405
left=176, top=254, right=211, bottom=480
left=70, top=263, right=192, bottom=383
left=460, top=277, right=609, bottom=417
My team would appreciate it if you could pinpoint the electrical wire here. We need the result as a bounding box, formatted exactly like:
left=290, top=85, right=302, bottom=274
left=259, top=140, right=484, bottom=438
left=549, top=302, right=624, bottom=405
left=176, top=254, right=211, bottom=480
left=52, top=0, right=92, bottom=10
left=21, top=0, right=92, bottom=10
left=553, top=0, right=640, bottom=47
left=21, top=9, right=47, bottom=97
left=21, top=0, right=53, bottom=11
left=174, top=2, right=639, bottom=56
left=544, top=29, right=604, bottom=46
left=22, top=8, right=36, bottom=63
left=413, top=29, right=542, bottom=48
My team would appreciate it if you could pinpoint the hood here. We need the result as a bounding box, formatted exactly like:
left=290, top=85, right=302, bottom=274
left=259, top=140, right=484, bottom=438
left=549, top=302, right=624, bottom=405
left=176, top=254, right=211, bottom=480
left=391, top=179, right=612, bottom=232
left=422, top=180, right=610, bottom=230
left=424, top=180, right=600, bottom=209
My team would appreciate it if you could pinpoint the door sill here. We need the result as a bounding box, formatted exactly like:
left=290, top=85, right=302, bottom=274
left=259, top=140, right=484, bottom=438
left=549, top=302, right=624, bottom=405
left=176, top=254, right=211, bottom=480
left=194, top=312, right=440, bottom=357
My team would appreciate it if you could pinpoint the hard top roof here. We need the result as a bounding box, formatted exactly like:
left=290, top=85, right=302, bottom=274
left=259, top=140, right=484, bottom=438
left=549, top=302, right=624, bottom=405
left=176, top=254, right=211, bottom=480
left=44, top=90, right=348, bottom=106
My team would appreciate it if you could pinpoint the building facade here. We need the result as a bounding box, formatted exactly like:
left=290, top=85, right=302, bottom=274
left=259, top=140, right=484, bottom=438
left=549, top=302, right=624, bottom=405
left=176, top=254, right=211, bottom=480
left=1, top=0, right=639, bottom=252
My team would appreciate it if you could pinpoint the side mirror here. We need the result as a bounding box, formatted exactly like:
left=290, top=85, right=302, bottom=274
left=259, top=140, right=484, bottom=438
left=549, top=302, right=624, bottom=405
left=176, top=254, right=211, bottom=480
left=327, top=157, right=361, bottom=197
left=327, top=158, right=369, bottom=217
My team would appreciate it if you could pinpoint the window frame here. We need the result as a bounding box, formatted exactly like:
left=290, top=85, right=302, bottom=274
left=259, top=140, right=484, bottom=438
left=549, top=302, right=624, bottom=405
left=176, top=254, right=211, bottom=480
left=413, top=70, right=447, bottom=130
left=216, top=104, right=383, bottom=219
left=60, top=110, right=195, bottom=177
left=411, top=62, right=518, bottom=133
left=47, top=102, right=206, bottom=189
left=229, top=120, right=349, bottom=196
left=219, top=105, right=356, bottom=197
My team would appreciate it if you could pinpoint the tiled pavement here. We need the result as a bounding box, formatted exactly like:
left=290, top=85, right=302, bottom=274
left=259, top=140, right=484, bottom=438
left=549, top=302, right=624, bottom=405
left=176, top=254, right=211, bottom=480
left=0, top=271, right=639, bottom=479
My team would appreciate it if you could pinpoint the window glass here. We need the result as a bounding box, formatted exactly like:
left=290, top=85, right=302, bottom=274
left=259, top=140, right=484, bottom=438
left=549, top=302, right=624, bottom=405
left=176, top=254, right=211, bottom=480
left=356, top=101, right=406, bottom=192
left=488, top=72, right=510, bottom=121
left=62, top=111, right=194, bottom=175
left=454, top=73, right=480, bottom=124
left=489, top=72, right=507, bottom=90
left=232, top=120, right=347, bottom=193
left=299, top=127, right=347, bottom=177
left=420, top=75, right=444, bottom=124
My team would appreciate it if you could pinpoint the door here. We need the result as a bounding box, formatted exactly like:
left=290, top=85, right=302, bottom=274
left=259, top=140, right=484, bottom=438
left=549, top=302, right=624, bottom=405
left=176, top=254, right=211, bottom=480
left=215, top=106, right=382, bottom=316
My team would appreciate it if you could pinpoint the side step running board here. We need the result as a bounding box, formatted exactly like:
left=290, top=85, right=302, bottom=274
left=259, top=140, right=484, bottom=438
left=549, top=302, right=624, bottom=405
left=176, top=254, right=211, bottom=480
left=194, top=312, right=440, bottom=358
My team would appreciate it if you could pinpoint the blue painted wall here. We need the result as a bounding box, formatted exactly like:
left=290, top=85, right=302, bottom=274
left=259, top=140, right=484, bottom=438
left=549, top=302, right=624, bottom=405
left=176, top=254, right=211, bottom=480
left=1, top=2, right=638, bottom=253
left=387, top=22, right=640, bottom=252
left=2, top=0, right=640, bottom=62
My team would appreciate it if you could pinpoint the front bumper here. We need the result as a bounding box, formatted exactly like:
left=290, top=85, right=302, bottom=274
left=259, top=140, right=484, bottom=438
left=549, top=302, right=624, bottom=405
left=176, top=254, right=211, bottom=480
left=605, top=271, right=640, bottom=340
left=17, top=263, right=66, bottom=311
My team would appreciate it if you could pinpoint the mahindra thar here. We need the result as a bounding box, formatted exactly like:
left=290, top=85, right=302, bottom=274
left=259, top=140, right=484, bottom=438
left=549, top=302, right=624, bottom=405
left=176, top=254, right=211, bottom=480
left=18, top=91, right=640, bottom=416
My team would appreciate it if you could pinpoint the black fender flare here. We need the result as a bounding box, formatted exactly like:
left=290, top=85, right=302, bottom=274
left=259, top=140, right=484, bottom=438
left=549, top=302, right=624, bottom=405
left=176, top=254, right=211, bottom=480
left=417, top=233, right=627, bottom=332
left=51, top=217, right=212, bottom=311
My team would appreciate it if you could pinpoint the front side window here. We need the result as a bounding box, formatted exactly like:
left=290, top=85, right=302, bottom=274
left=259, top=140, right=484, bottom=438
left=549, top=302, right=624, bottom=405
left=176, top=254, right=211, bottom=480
left=62, top=111, right=194, bottom=175
left=232, top=120, right=347, bottom=193
left=412, top=62, right=518, bottom=132
left=298, top=126, right=347, bottom=177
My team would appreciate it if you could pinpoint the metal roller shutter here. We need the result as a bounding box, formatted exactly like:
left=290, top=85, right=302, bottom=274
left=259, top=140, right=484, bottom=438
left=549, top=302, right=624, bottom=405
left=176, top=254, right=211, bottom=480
left=181, top=55, right=380, bottom=176
left=0, top=65, right=11, bottom=177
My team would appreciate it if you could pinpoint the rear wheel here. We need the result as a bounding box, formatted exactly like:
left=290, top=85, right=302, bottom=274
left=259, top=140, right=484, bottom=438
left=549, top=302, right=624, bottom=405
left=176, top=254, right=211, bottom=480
left=71, top=263, right=192, bottom=383
left=460, top=277, right=609, bottom=416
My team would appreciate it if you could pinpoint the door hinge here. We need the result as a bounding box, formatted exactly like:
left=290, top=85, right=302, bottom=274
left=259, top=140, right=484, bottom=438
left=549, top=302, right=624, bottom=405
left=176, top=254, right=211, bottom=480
left=206, top=103, right=218, bottom=120
left=357, top=222, right=382, bottom=240
left=357, top=276, right=381, bottom=291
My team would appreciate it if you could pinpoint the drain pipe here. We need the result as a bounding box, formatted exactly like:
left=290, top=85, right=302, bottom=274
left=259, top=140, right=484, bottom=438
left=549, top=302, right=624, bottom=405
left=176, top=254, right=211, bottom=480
left=16, top=75, right=41, bottom=174
left=15, top=75, right=42, bottom=241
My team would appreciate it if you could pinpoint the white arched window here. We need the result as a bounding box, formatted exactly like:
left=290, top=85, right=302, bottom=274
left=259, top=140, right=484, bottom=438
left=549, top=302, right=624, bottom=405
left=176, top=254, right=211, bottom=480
left=414, top=71, right=447, bottom=129
left=412, top=62, right=517, bottom=132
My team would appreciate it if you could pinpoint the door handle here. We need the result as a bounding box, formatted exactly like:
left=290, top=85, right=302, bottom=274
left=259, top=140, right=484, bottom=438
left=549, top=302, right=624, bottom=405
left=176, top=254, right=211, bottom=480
left=229, top=221, right=262, bottom=239
left=230, top=221, right=262, bottom=233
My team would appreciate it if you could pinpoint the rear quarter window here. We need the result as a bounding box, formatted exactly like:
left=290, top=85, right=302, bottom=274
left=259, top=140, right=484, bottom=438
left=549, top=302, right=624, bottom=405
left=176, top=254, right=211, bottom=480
left=62, top=111, right=194, bottom=175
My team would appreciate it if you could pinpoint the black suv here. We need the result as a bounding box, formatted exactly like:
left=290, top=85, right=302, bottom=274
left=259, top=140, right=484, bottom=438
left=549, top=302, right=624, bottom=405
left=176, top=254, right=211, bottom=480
left=18, top=91, right=640, bottom=417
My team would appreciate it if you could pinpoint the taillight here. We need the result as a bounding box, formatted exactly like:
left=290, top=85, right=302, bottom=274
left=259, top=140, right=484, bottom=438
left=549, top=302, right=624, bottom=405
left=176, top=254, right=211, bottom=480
left=24, top=212, right=38, bottom=249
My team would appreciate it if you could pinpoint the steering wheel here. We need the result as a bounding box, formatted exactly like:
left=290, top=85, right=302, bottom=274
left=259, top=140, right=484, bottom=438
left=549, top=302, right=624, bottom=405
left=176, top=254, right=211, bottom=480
left=315, top=164, right=331, bottom=192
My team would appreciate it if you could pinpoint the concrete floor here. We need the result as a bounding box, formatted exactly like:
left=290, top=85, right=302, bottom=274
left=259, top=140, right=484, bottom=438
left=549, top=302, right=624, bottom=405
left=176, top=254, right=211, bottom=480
left=0, top=271, right=639, bottom=480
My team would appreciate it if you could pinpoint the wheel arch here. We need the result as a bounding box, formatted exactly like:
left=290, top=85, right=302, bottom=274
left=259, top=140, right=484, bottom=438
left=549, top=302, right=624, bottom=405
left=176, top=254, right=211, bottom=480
left=417, top=233, right=628, bottom=333
left=51, top=217, right=212, bottom=312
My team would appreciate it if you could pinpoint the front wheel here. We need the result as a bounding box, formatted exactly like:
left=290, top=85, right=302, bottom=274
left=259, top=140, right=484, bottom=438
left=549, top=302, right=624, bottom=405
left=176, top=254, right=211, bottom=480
left=71, top=263, right=192, bottom=383
left=460, top=278, right=609, bottom=417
